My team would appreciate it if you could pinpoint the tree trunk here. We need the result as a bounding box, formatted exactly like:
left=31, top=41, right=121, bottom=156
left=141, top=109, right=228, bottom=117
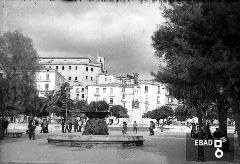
left=230, top=97, right=240, bottom=147
left=1, top=108, right=4, bottom=138
left=217, top=96, right=228, bottom=136
left=197, top=107, right=205, bottom=162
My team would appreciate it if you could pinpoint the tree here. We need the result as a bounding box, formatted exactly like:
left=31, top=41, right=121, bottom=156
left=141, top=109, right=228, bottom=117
left=152, top=2, right=240, bottom=149
left=42, top=82, right=74, bottom=120
left=143, top=106, right=174, bottom=132
left=109, top=105, right=129, bottom=124
left=175, top=105, right=195, bottom=122
left=0, top=31, right=40, bottom=136
left=88, top=101, right=109, bottom=112
left=82, top=101, right=110, bottom=135
left=72, top=100, right=88, bottom=117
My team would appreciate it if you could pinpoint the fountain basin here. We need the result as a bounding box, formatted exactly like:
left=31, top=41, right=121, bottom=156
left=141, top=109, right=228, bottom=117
left=47, top=134, right=145, bottom=147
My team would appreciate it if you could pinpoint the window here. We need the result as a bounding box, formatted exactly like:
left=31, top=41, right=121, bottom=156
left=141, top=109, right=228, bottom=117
left=75, top=77, right=77, bottom=81
left=56, top=66, right=58, bottom=70
left=105, top=78, right=107, bottom=82
left=69, top=77, right=71, bottom=81
left=86, top=67, right=88, bottom=71
left=45, top=84, right=49, bottom=91
left=145, top=86, right=148, bottom=93
left=81, top=94, right=84, bottom=99
left=110, top=88, right=113, bottom=94
left=86, top=76, right=88, bottom=80
left=49, top=66, right=51, bottom=68
left=157, top=96, right=161, bottom=104
left=158, top=86, right=161, bottom=94
left=91, top=68, right=93, bottom=71
left=103, top=88, right=106, bottom=94
left=96, top=88, right=99, bottom=94
left=69, top=66, right=71, bottom=70
left=168, top=97, right=173, bottom=103
left=76, top=88, right=79, bottom=93
left=110, top=98, right=113, bottom=104
left=75, top=66, right=77, bottom=70
left=46, top=73, right=49, bottom=80
left=91, top=77, right=93, bottom=81
left=81, top=88, right=84, bottom=92
left=62, top=66, right=64, bottom=70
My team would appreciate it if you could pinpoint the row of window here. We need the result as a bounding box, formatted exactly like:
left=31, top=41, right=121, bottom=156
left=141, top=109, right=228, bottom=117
left=144, top=86, right=164, bottom=93
left=76, top=88, right=84, bottom=92
left=95, top=88, right=114, bottom=94
left=44, top=65, right=95, bottom=72
left=76, top=94, right=84, bottom=99
left=68, top=76, right=94, bottom=81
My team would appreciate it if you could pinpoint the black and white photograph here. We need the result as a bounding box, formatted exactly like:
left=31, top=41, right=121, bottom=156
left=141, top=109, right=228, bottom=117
left=0, top=0, right=239, bottom=163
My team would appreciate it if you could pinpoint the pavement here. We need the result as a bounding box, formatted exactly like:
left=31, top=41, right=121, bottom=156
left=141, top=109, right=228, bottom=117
left=0, top=130, right=239, bottom=164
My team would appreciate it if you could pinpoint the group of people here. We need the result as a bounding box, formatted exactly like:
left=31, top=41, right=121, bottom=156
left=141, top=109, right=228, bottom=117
left=61, top=119, right=85, bottom=133
left=121, top=121, right=156, bottom=136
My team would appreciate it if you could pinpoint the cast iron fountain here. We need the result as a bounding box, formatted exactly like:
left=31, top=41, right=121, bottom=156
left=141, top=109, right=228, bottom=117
left=47, top=101, right=144, bottom=147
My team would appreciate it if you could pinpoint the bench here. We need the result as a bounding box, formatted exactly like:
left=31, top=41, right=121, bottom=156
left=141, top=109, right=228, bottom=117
left=7, top=132, right=24, bottom=137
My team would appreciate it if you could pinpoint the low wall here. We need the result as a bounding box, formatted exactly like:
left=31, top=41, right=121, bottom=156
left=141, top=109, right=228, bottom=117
left=47, top=134, right=145, bottom=146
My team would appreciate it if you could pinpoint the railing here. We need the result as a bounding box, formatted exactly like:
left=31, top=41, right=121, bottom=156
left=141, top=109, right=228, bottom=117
left=94, top=93, right=100, bottom=97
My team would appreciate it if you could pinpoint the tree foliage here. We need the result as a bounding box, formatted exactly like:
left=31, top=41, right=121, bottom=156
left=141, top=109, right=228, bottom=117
left=87, top=101, right=109, bottom=112
left=110, top=105, right=129, bottom=118
left=175, top=105, right=195, bottom=121
left=0, top=31, right=40, bottom=115
left=143, top=106, right=174, bottom=123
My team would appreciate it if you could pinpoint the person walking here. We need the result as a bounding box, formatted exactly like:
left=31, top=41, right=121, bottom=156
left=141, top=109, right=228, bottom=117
left=122, top=122, right=127, bottom=136
left=133, top=121, right=138, bottom=133
left=28, top=118, right=37, bottom=140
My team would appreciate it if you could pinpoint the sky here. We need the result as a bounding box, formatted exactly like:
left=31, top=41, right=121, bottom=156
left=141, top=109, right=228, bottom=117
left=1, top=0, right=165, bottom=79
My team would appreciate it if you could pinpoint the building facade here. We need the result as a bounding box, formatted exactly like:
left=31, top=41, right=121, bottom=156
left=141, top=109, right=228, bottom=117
left=35, top=68, right=65, bottom=97
left=86, top=79, right=179, bottom=123
left=38, top=56, right=106, bottom=86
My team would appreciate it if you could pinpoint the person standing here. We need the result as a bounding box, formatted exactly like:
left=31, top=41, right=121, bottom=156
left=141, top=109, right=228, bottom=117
left=28, top=118, right=36, bottom=140
left=78, top=119, right=83, bottom=132
left=133, top=121, right=138, bottom=133
left=234, top=123, right=237, bottom=134
left=69, top=120, right=72, bottom=133
left=3, top=119, right=9, bottom=135
left=65, top=120, right=69, bottom=133
left=122, top=122, right=127, bottom=136
left=149, top=121, right=154, bottom=136
left=61, top=119, right=65, bottom=133
left=74, top=119, right=78, bottom=132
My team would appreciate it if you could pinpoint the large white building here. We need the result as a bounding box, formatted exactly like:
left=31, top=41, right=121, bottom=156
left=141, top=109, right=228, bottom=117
left=86, top=79, right=179, bottom=123
left=38, top=56, right=106, bottom=86
left=35, top=68, right=65, bottom=97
